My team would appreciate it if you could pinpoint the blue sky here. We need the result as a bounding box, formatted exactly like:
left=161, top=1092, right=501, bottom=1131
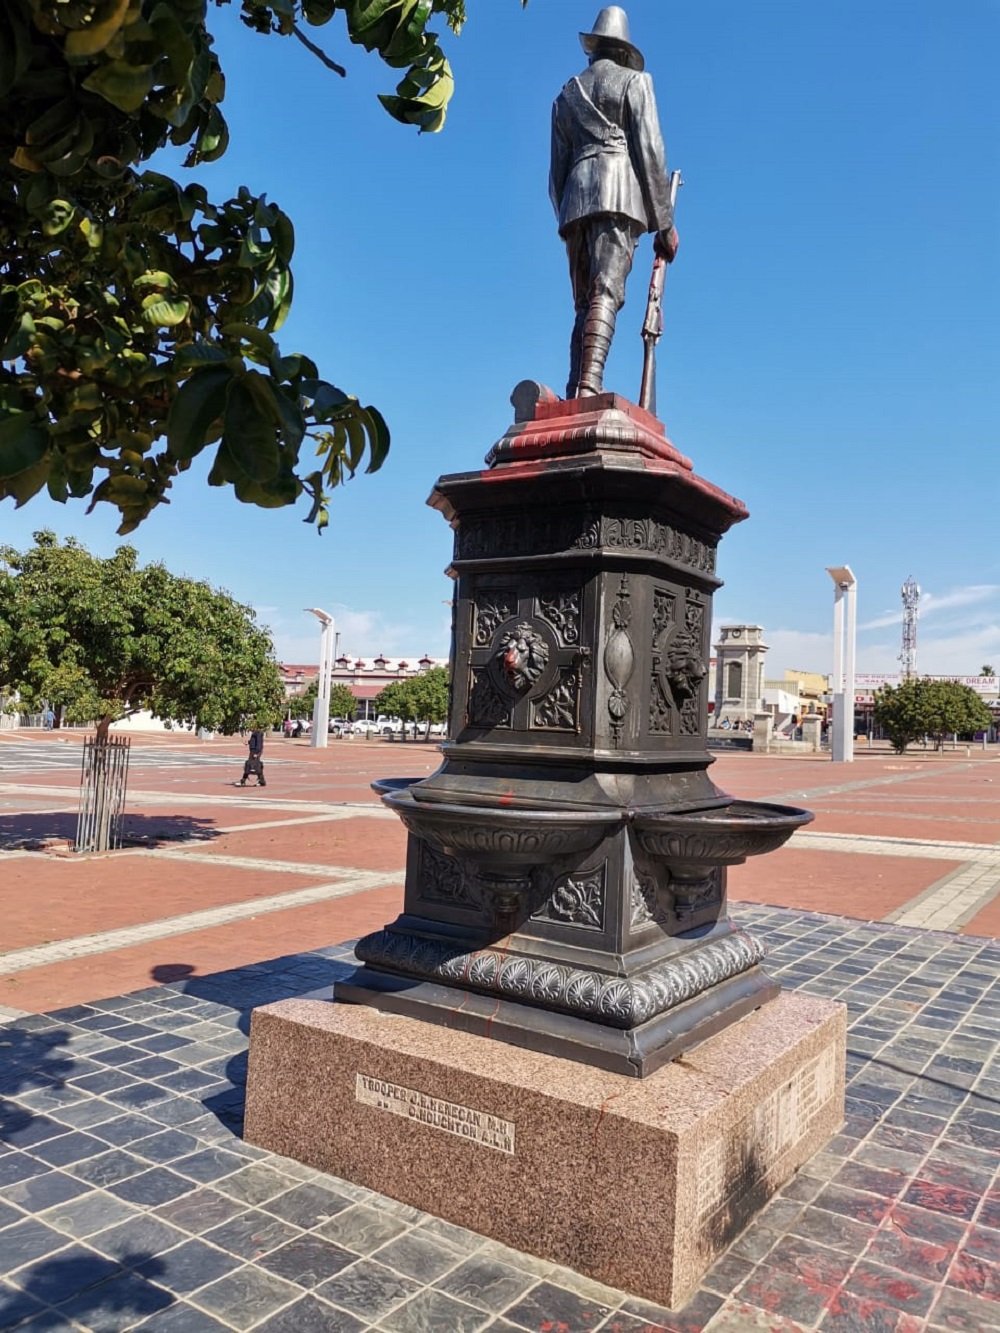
left=5, top=1, right=999, bottom=676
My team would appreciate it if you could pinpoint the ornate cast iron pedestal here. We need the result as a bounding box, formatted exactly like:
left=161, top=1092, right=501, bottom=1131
left=337, top=387, right=812, bottom=1076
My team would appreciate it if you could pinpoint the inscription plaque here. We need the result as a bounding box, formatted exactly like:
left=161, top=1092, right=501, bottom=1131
left=695, top=1048, right=837, bottom=1219
left=355, top=1074, right=515, bottom=1155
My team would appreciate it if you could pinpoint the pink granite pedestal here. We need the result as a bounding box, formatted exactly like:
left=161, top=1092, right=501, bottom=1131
left=245, top=991, right=845, bottom=1309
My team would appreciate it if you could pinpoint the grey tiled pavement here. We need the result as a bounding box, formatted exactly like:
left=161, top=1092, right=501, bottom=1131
left=1, top=907, right=998, bottom=1332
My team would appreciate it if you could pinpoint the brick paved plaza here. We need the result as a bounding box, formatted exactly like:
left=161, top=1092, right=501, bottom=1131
left=1, top=731, right=998, bottom=1330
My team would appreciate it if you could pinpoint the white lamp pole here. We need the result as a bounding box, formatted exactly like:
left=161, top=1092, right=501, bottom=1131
left=304, top=607, right=335, bottom=749
left=825, top=567, right=857, bottom=763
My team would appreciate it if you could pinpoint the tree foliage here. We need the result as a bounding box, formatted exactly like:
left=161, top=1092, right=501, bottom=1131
left=375, top=664, right=448, bottom=737
left=874, top=678, right=992, bottom=754
left=0, top=0, right=473, bottom=533
left=329, top=681, right=356, bottom=719
left=0, top=529, right=284, bottom=734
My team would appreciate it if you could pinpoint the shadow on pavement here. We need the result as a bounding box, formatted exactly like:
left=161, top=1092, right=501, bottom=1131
left=0, top=810, right=221, bottom=849
left=147, top=950, right=356, bottom=1137
left=0, top=1251, right=170, bottom=1328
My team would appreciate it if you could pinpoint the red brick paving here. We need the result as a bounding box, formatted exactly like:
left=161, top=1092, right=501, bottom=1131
left=728, top=848, right=963, bottom=920
left=2, top=882, right=402, bottom=1012
left=193, top=815, right=407, bottom=872
left=1, top=858, right=334, bottom=951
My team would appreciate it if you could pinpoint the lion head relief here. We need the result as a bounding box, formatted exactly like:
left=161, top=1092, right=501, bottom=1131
left=497, top=622, right=550, bottom=693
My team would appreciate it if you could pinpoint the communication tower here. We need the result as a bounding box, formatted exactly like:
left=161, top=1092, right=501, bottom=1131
left=899, top=576, right=920, bottom=679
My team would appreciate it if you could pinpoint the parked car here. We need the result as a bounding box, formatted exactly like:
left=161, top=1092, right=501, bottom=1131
left=328, top=717, right=352, bottom=737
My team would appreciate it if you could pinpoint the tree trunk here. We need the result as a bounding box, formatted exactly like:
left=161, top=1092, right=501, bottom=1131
left=96, top=715, right=112, bottom=743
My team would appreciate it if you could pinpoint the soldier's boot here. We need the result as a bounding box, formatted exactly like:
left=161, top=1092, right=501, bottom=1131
left=566, top=309, right=586, bottom=398
left=576, top=297, right=617, bottom=396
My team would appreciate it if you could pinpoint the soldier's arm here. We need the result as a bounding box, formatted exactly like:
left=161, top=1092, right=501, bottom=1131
left=548, top=99, right=571, bottom=218
left=626, top=72, right=674, bottom=235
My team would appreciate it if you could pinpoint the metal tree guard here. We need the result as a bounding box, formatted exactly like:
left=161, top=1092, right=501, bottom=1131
left=75, top=736, right=131, bottom=852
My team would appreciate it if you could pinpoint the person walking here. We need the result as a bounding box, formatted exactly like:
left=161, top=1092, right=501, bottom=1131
left=239, top=728, right=266, bottom=787
left=549, top=6, right=679, bottom=398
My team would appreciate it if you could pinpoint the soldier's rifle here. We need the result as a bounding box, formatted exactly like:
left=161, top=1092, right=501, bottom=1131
left=638, top=169, right=683, bottom=416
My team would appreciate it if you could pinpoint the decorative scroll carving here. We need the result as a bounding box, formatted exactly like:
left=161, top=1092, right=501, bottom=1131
left=355, top=927, right=766, bottom=1031
left=474, top=592, right=516, bottom=647
left=467, top=667, right=511, bottom=729
left=536, top=589, right=581, bottom=646
left=534, top=864, right=605, bottom=930
left=497, top=622, right=550, bottom=693
left=649, top=589, right=675, bottom=735
left=604, top=575, right=634, bottom=748
left=531, top=667, right=579, bottom=731
left=630, top=871, right=669, bottom=929
left=456, top=512, right=716, bottom=573
left=674, top=598, right=706, bottom=735
left=417, top=845, right=482, bottom=913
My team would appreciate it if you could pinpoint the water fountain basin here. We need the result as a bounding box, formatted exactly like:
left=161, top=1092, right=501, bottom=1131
left=631, top=799, right=812, bottom=869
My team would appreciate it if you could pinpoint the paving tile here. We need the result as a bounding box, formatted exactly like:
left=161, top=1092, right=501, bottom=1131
left=89, top=1114, right=162, bottom=1148
left=133, top=1301, right=232, bottom=1331
left=501, top=1279, right=613, bottom=1331
left=763, top=1233, right=855, bottom=1286
left=928, top=1283, right=1000, bottom=1330
left=315, top=1202, right=411, bottom=1254
left=168, top=1145, right=245, bottom=1185
left=153, top=1186, right=246, bottom=1236
left=257, top=1234, right=357, bottom=1287
left=87, top=1214, right=189, bottom=1265
left=201, top=1207, right=303, bottom=1260
left=617, top=1288, right=724, bottom=1331
left=700, top=1252, right=756, bottom=1297
left=382, top=1285, right=493, bottom=1332
left=819, top=1289, right=920, bottom=1332
left=845, top=1258, right=938, bottom=1315
left=315, top=1258, right=421, bottom=1322
left=66, top=1147, right=149, bottom=1187
left=213, top=1161, right=295, bottom=1207
left=1, top=1218, right=74, bottom=1271
left=252, top=1294, right=367, bottom=1332
left=0, top=1151, right=49, bottom=1188
left=53, top=1268, right=176, bottom=1330
left=3, top=1166, right=91, bottom=1214
left=0, top=1282, right=48, bottom=1331
left=191, top=1264, right=302, bottom=1331
left=373, top=1229, right=465, bottom=1283
left=6, top=1243, right=122, bottom=1305
left=39, top=1191, right=139, bottom=1241
left=813, top=1184, right=895, bottom=1226
left=437, top=1254, right=541, bottom=1311
left=736, top=1263, right=838, bottom=1326
left=130, top=1129, right=202, bottom=1165
left=262, top=1181, right=353, bottom=1228
left=134, top=1237, right=241, bottom=1294
left=107, top=1166, right=196, bottom=1207
left=901, top=1178, right=981, bottom=1221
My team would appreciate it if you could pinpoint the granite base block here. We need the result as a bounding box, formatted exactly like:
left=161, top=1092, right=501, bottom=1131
left=244, top=991, right=845, bottom=1309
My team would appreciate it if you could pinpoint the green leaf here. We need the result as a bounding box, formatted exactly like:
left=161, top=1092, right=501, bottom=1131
left=64, top=0, right=132, bottom=58
left=0, top=412, right=48, bottom=479
left=222, top=377, right=280, bottom=482
left=141, top=294, right=192, bottom=327
left=167, top=366, right=233, bottom=462
left=82, top=61, right=156, bottom=114
left=362, top=404, right=390, bottom=472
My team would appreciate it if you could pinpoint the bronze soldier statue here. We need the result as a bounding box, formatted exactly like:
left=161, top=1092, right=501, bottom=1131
left=550, top=6, right=679, bottom=399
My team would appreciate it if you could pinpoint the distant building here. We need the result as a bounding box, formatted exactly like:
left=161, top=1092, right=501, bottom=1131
left=278, top=654, right=448, bottom=720
left=712, top=625, right=768, bottom=724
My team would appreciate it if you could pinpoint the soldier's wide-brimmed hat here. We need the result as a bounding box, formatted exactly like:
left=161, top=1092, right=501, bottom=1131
left=580, top=6, right=644, bottom=72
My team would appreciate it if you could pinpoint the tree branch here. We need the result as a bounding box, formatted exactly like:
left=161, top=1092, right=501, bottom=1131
left=291, top=23, right=347, bottom=77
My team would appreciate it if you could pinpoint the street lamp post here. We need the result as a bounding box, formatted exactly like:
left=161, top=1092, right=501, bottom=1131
left=825, top=566, right=857, bottom=763
left=304, top=607, right=335, bottom=749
